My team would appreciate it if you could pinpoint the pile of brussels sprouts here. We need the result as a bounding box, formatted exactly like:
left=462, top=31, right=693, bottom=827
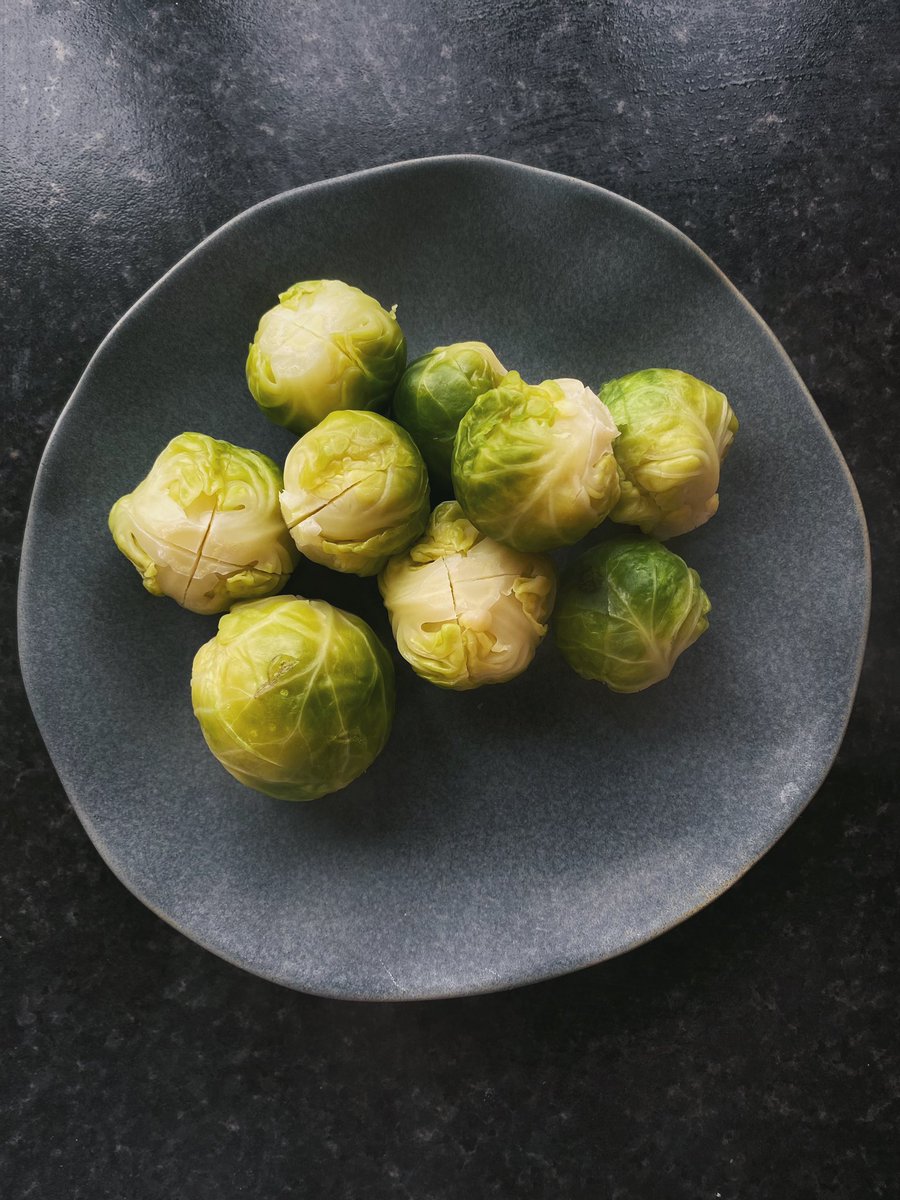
left=109, top=279, right=738, bottom=802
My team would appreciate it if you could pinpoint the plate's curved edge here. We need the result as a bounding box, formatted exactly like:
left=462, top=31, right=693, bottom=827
left=16, top=154, right=872, bottom=1002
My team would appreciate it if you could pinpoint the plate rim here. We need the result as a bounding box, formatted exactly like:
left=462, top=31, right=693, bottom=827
left=17, top=154, right=872, bottom=1000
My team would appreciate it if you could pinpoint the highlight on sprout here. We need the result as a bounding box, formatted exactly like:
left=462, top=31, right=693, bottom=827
left=392, top=341, right=507, bottom=484
left=379, top=501, right=556, bottom=690
left=451, top=372, right=621, bottom=552
left=554, top=538, right=710, bottom=692
left=109, top=432, right=298, bottom=615
left=600, top=368, right=739, bottom=539
left=280, top=410, right=430, bottom=577
left=191, top=595, right=395, bottom=801
left=246, top=279, right=407, bottom=434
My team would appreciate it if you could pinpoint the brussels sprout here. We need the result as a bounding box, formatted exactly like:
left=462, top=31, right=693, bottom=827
left=379, top=501, right=556, bottom=690
left=280, top=410, right=430, bottom=576
left=451, top=372, right=620, bottom=552
left=392, top=341, right=507, bottom=484
left=191, top=595, right=395, bottom=801
left=601, top=368, right=738, bottom=539
left=555, top=538, right=710, bottom=692
left=246, top=279, right=407, bottom=434
left=109, top=432, right=298, bottom=615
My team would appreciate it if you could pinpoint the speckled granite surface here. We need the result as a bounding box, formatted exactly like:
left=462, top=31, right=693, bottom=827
left=2, top=2, right=897, bottom=1196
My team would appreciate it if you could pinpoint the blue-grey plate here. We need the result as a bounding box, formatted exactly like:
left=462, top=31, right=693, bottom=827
left=18, top=156, right=869, bottom=1000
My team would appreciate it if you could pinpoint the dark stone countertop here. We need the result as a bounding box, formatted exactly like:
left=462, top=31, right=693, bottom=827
left=2, top=2, right=897, bottom=1196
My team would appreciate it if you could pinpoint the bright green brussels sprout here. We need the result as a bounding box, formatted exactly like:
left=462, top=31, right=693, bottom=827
left=280, top=410, right=430, bottom=576
left=600, top=368, right=738, bottom=539
left=555, top=538, right=710, bottom=692
left=392, top=341, right=507, bottom=484
left=109, top=432, right=298, bottom=615
left=451, top=372, right=621, bottom=552
left=379, top=501, right=556, bottom=690
left=191, top=595, right=395, bottom=801
left=246, top=279, right=407, bottom=434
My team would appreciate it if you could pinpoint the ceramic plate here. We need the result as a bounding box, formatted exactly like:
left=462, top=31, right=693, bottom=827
left=18, top=156, right=869, bottom=999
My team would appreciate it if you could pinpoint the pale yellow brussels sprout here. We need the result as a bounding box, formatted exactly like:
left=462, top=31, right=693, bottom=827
left=601, top=368, right=738, bottom=539
left=109, top=432, right=298, bottom=615
left=451, top=372, right=620, bottom=552
left=246, top=279, right=407, bottom=434
left=379, top=501, right=556, bottom=690
left=280, top=410, right=430, bottom=577
left=191, top=595, right=395, bottom=801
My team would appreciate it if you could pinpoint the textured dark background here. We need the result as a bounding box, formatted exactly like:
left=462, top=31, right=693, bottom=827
left=2, top=1, right=898, bottom=1196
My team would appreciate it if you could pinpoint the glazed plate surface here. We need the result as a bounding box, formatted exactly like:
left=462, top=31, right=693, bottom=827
left=18, top=157, right=869, bottom=999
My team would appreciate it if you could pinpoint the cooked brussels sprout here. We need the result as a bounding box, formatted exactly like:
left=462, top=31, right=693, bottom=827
left=451, top=372, right=620, bottom=552
left=379, top=501, right=556, bottom=690
left=109, top=432, right=298, bottom=615
left=280, top=410, right=430, bottom=576
left=392, top=341, right=507, bottom=484
left=601, top=368, right=738, bottom=539
left=191, top=595, right=395, bottom=801
left=555, top=538, right=710, bottom=692
left=246, top=279, right=407, bottom=434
